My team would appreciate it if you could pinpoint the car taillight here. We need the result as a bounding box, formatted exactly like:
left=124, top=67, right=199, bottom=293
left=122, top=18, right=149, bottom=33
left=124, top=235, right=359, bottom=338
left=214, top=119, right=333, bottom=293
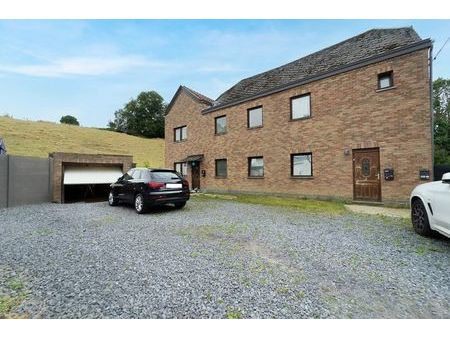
left=148, top=181, right=165, bottom=189
left=182, top=179, right=189, bottom=188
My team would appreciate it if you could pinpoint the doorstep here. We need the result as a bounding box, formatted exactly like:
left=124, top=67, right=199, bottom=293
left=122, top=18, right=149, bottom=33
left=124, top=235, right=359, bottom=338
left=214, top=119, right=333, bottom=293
left=345, top=204, right=410, bottom=219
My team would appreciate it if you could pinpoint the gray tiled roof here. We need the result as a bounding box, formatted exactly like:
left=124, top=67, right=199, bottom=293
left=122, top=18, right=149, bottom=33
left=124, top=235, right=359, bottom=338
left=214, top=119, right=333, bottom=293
left=165, top=85, right=213, bottom=115
left=212, top=27, right=424, bottom=108
left=182, top=86, right=214, bottom=105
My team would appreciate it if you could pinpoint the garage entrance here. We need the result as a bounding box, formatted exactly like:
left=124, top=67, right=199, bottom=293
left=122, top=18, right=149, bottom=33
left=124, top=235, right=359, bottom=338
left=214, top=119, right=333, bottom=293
left=49, top=153, right=133, bottom=204
left=63, top=165, right=123, bottom=203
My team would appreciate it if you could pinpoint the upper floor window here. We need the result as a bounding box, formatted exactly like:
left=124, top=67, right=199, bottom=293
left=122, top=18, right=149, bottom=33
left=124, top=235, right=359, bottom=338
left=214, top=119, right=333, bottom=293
left=291, top=153, right=312, bottom=177
left=215, top=115, right=227, bottom=135
left=247, top=106, right=263, bottom=128
left=291, top=94, right=311, bottom=120
left=248, top=156, right=264, bottom=177
left=378, top=71, right=393, bottom=90
left=215, top=159, right=227, bottom=178
left=174, top=162, right=188, bottom=176
left=174, top=126, right=187, bottom=142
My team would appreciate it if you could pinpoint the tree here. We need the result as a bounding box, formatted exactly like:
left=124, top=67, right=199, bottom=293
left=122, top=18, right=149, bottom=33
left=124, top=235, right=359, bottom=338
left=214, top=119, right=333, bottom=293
left=433, top=78, right=450, bottom=164
left=60, top=115, right=80, bottom=126
left=108, top=91, right=165, bottom=138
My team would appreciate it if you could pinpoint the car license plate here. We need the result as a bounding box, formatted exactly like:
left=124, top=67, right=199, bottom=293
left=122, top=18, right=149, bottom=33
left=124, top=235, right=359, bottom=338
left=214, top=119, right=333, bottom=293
left=166, top=183, right=182, bottom=189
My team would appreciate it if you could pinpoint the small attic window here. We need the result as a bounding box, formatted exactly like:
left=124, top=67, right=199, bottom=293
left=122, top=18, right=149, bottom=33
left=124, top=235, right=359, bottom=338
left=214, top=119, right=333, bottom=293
left=378, top=71, right=393, bottom=90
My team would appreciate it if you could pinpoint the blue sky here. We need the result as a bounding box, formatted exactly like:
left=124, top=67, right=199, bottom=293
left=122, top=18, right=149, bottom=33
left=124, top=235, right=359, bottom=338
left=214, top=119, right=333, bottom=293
left=0, top=19, right=449, bottom=127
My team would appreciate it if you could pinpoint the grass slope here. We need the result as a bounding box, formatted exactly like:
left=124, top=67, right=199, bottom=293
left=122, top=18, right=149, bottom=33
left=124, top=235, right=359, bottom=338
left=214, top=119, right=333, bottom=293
left=0, top=116, right=164, bottom=167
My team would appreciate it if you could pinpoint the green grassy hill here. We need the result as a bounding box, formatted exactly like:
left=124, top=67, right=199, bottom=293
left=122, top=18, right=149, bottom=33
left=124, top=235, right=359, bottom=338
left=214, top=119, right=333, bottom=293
left=0, top=116, right=164, bottom=167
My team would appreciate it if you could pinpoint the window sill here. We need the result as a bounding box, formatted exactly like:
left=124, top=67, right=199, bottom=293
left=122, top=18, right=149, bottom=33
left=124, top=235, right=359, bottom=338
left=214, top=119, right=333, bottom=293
left=247, top=176, right=264, bottom=179
left=376, top=86, right=396, bottom=93
left=247, top=126, right=263, bottom=130
left=173, top=139, right=187, bottom=143
left=215, top=176, right=228, bottom=179
left=289, top=116, right=312, bottom=122
left=290, top=176, right=314, bottom=179
left=214, top=132, right=227, bottom=136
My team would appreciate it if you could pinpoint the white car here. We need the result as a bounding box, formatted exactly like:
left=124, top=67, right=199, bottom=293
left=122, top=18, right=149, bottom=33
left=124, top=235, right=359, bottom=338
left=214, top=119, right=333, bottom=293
left=410, top=172, right=450, bottom=238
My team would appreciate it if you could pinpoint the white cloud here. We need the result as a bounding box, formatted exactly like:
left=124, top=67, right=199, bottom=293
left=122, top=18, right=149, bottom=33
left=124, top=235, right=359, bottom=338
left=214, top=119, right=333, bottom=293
left=0, top=55, right=166, bottom=77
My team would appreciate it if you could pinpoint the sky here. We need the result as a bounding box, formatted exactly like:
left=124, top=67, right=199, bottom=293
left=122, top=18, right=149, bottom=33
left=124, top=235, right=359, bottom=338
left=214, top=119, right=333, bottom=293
left=0, top=19, right=449, bottom=127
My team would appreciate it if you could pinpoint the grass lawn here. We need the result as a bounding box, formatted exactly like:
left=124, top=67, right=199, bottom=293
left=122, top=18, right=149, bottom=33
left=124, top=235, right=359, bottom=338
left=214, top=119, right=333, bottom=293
left=0, top=116, right=164, bottom=167
left=192, top=193, right=346, bottom=215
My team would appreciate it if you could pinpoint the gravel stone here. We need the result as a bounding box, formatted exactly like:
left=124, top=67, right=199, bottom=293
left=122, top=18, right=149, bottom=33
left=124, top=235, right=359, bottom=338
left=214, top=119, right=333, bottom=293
left=0, top=199, right=449, bottom=318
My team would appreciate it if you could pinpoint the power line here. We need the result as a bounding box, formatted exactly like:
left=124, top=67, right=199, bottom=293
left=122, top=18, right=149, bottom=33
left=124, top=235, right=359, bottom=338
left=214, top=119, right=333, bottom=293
left=434, top=37, right=450, bottom=60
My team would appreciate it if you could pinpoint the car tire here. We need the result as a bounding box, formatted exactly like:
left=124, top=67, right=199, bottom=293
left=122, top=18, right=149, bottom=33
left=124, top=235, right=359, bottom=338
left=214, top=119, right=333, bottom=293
left=134, top=193, right=146, bottom=214
left=174, top=201, right=186, bottom=209
left=411, top=198, right=432, bottom=237
left=108, top=191, right=118, bottom=206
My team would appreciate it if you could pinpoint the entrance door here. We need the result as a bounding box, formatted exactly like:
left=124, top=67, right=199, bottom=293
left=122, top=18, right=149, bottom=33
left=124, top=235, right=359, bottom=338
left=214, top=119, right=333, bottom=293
left=352, top=148, right=381, bottom=202
left=191, top=162, right=200, bottom=190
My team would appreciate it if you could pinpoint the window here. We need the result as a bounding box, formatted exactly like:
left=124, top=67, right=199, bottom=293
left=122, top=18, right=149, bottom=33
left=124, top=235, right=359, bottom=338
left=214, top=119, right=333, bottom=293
left=174, top=162, right=188, bottom=176
left=291, top=94, right=311, bottom=120
left=215, top=159, right=227, bottom=177
left=174, top=126, right=187, bottom=142
left=247, top=106, right=263, bottom=128
left=248, top=156, right=264, bottom=177
left=215, top=115, right=227, bottom=135
left=133, top=169, right=142, bottom=179
left=152, top=171, right=182, bottom=181
left=378, top=71, right=393, bottom=89
left=291, top=153, right=312, bottom=177
left=123, top=169, right=135, bottom=180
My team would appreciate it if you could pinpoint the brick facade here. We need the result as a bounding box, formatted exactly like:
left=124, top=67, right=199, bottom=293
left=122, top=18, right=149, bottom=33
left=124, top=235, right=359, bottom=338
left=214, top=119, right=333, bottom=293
left=165, top=49, right=432, bottom=205
left=50, top=152, right=133, bottom=203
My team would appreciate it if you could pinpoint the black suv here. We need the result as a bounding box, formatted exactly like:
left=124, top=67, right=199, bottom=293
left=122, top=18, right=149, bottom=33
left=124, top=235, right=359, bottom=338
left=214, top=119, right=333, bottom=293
left=108, top=168, right=190, bottom=213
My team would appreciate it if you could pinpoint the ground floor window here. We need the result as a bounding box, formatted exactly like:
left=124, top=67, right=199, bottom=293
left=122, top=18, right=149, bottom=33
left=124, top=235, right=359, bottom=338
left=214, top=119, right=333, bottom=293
left=291, top=153, right=312, bottom=177
left=215, top=159, right=227, bottom=178
left=174, top=162, right=188, bottom=176
left=248, top=156, right=264, bottom=177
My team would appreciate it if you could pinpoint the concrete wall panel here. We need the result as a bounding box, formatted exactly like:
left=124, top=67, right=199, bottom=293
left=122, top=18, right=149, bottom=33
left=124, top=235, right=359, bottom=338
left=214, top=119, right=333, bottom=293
left=0, top=155, right=7, bottom=208
left=8, top=155, right=51, bottom=207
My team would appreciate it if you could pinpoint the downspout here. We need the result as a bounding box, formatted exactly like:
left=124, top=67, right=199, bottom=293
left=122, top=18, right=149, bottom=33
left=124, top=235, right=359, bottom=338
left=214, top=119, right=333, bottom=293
left=429, top=44, right=434, bottom=180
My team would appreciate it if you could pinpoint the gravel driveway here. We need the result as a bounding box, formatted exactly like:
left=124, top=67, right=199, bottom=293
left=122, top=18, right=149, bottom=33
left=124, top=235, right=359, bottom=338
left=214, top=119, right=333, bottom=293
left=0, top=198, right=449, bottom=318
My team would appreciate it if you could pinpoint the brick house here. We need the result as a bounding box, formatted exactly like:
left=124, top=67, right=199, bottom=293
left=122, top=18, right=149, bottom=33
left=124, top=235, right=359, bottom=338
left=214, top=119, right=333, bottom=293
left=164, top=27, right=433, bottom=204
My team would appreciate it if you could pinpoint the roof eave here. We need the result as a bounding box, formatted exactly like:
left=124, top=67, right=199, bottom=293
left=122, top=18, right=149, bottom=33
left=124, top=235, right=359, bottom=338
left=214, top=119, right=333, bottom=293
left=165, top=86, right=213, bottom=116
left=202, top=38, right=432, bottom=114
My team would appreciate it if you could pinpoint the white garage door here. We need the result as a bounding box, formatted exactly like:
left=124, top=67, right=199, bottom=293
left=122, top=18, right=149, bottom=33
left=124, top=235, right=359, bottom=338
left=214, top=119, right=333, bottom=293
left=63, top=166, right=123, bottom=185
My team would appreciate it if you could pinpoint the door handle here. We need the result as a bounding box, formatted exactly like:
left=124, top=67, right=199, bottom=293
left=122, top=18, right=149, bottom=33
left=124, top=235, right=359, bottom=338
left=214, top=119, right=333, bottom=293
left=377, top=173, right=380, bottom=180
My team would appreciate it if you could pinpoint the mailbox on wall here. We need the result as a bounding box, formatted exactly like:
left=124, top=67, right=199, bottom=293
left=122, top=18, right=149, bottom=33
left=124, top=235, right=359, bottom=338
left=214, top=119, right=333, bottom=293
left=419, top=169, right=430, bottom=180
left=384, top=168, right=394, bottom=181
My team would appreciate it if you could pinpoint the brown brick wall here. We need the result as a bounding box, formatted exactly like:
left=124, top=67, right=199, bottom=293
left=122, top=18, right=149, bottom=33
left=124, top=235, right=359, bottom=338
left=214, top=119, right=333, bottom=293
left=50, top=152, right=133, bottom=203
left=165, top=49, right=432, bottom=204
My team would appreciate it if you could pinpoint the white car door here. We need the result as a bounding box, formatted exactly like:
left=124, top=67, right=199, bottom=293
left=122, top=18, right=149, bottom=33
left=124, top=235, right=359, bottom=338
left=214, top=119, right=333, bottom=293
left=431, top=178, right=450, bottom=231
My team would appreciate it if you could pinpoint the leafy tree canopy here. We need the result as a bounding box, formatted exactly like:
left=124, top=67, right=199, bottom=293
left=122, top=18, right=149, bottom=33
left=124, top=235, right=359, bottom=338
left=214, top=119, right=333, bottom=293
left=60, top=115, right=80, bottom=126
left=108, top=91, right=165, bottom=138
left=433, top=78, right=450, bottom=164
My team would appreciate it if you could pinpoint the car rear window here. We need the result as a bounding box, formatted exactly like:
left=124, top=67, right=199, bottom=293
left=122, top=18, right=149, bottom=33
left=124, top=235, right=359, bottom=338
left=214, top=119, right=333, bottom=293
left=151, top=171, right=181, bottom=182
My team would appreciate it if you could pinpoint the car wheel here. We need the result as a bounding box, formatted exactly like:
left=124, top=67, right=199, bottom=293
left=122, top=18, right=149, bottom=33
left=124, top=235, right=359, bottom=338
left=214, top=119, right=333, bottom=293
left=134, top=194, right=146, bottom=214
left=174, top=201, right=186, bottom=209
left=108, top=191, right=118, bottom=206
left=411, top=198, right=432, bottom=236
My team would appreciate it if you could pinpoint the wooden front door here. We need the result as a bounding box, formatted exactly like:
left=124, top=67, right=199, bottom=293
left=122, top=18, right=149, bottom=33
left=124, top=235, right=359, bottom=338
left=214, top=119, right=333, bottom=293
left=352, top=148, right=381, bottom=202
left=191, top=162, right=200, bottom=190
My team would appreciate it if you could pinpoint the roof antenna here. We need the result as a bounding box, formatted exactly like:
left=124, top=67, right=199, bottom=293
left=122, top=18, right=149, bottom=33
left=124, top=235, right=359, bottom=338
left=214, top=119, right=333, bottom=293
left=434, top=37, right=450, bottom=60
